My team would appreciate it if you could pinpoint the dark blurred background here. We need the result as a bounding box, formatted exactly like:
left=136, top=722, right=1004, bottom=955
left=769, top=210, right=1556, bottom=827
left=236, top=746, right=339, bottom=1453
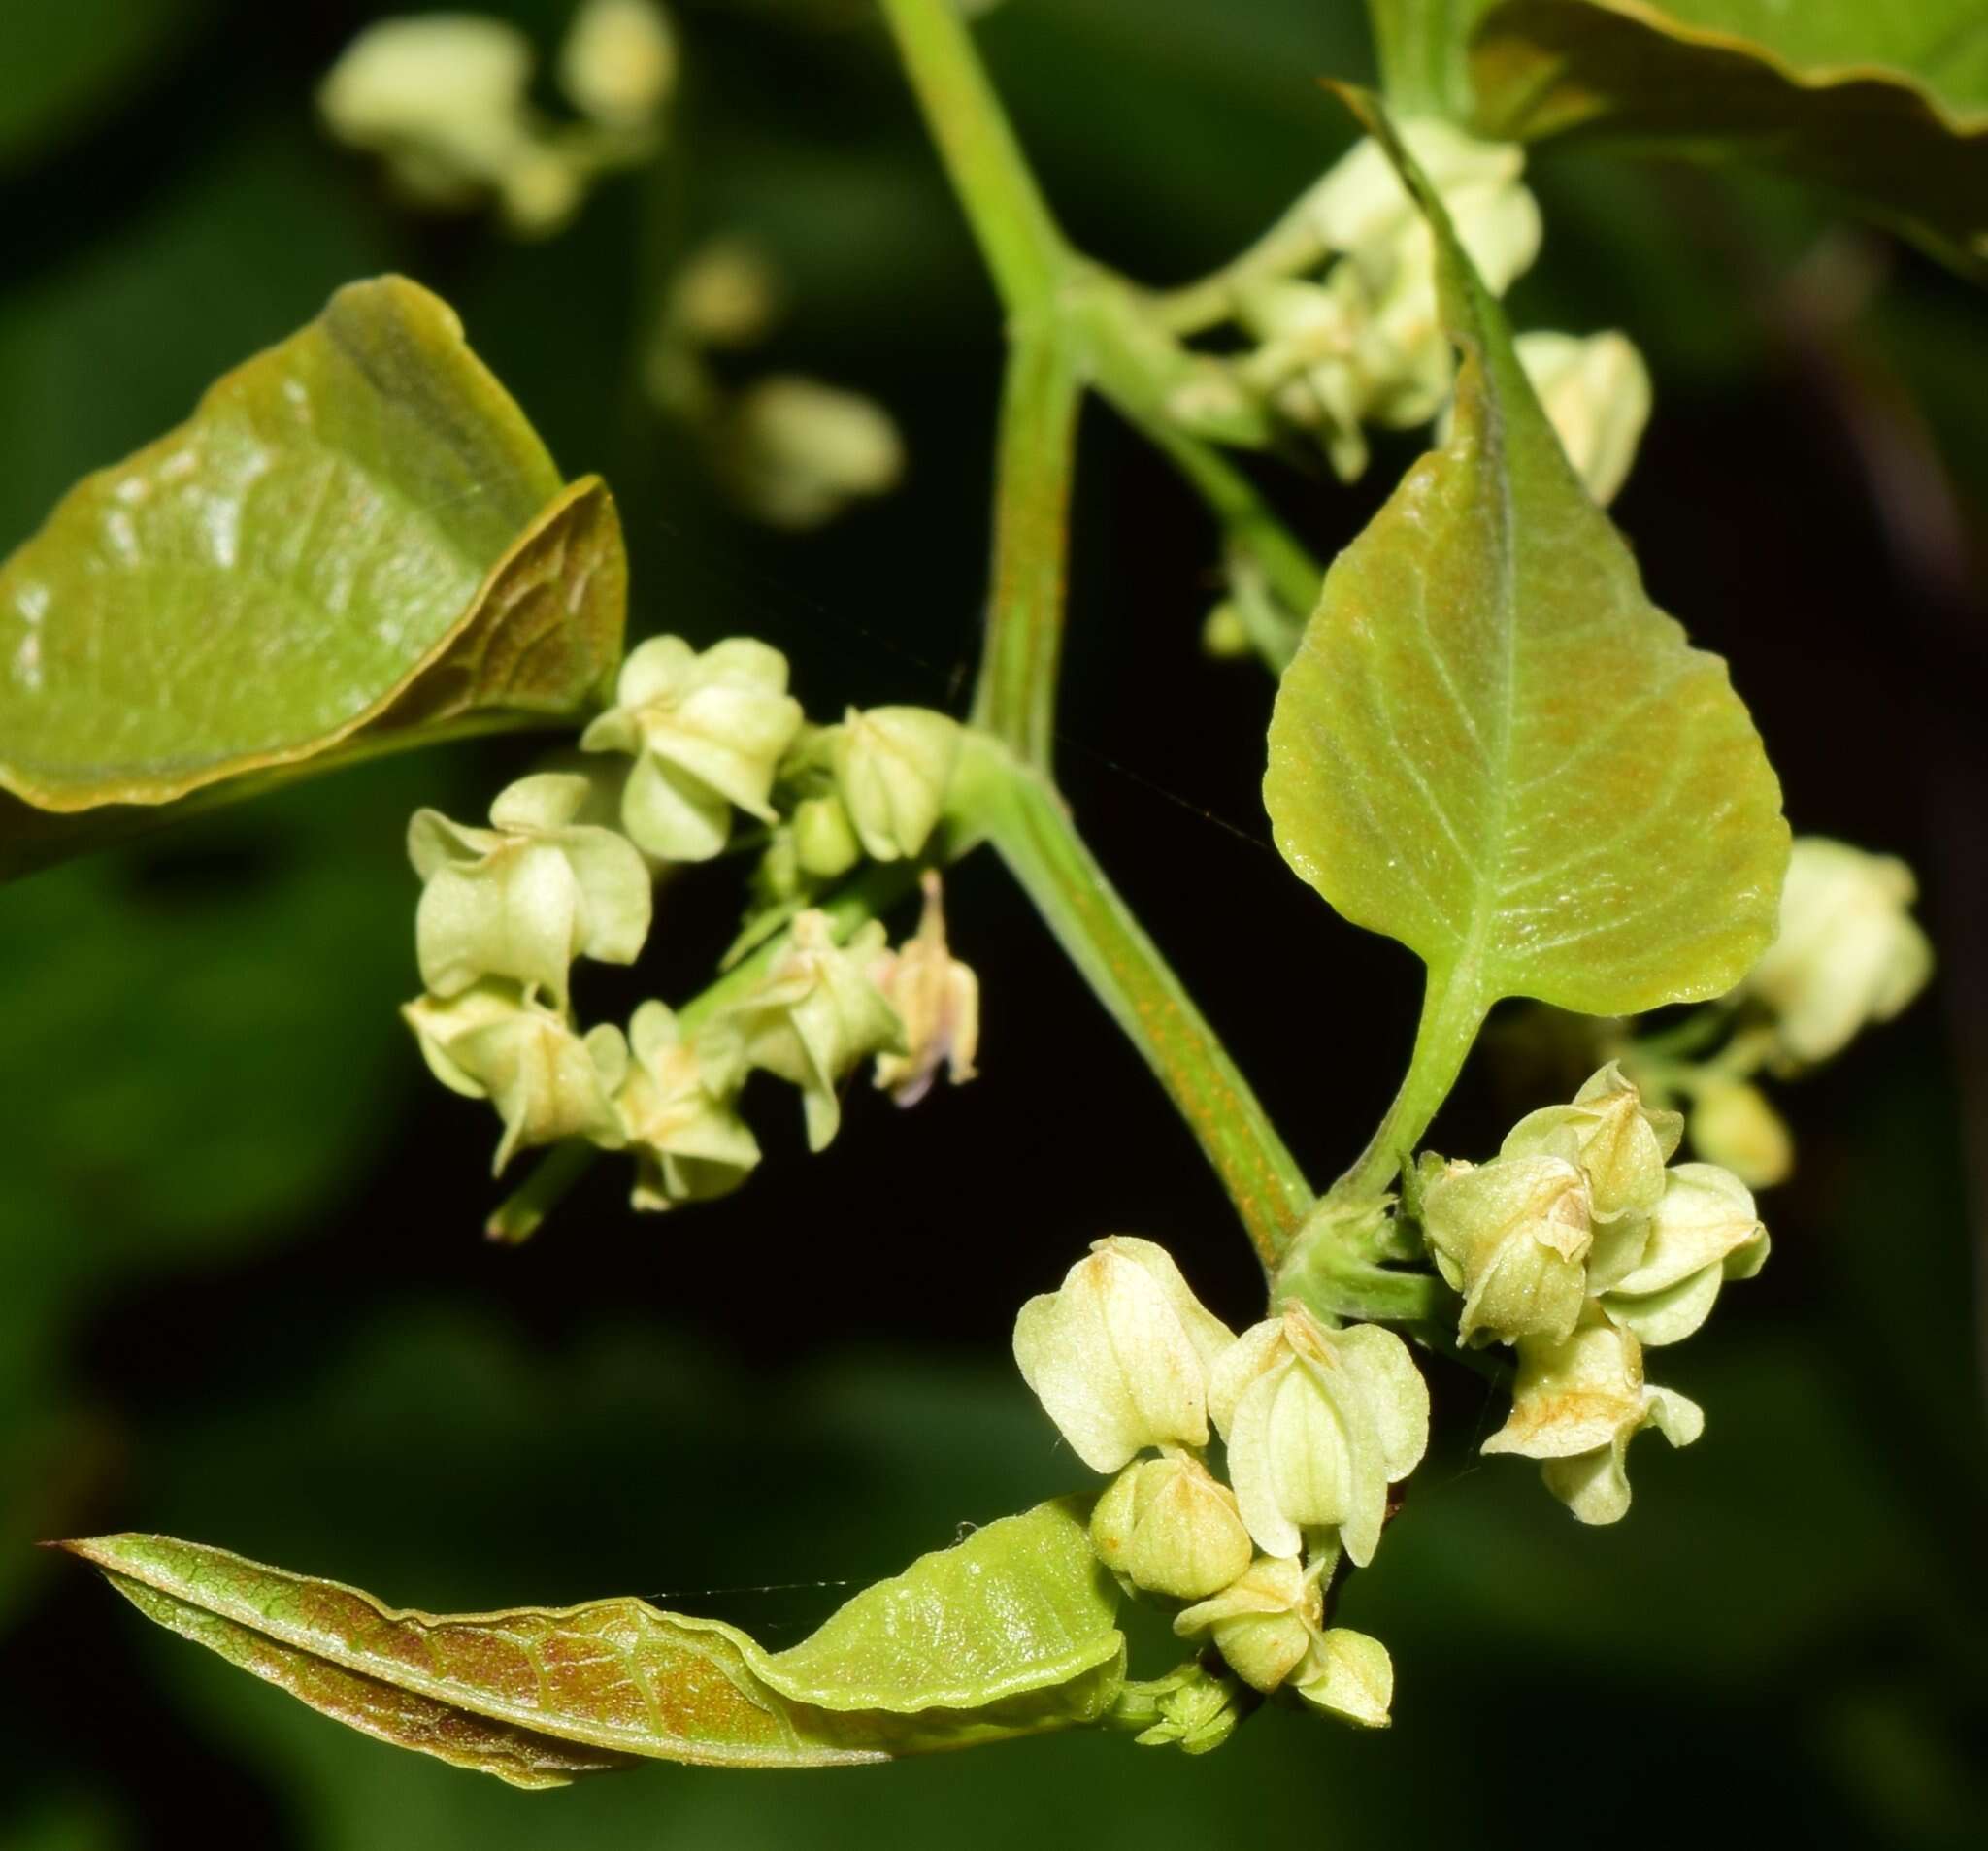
left=2, top=2, right=1984, bottom=1846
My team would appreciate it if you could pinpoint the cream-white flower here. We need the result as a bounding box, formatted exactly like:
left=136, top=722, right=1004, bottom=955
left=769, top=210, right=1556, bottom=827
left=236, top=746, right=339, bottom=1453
left=408, top=772, right=651, bottom=1010
left=1482, top=1307, right=1703, bottom=1524
left=1419, top=1152, right=1594, bottom=1346
left=582, top=635, right=804, bottom=861
left=1744, top=837, right=1933, bottom=1066
left=870, top=874, right=979, bottom=1107
left=1598, top=1162, right=1769, bottom=1348
left=1012, top=1237, right=1237, bottom=1473
left=1209, top=1306, right=1428, bottom=1566
left=722, top=909, right=904, bottom=1151
left=403, top=981, right=627, bottom=1173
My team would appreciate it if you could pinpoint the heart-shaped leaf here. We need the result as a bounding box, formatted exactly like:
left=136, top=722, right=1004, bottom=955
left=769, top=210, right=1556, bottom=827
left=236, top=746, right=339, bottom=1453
left=1469, top=0, right=1988, bottom=281
left=1264, top=93, right=1785, bottom=1127
left=60, top=1499, right=1124, bottom=1786
left=0, top=276, right=625, bottom=872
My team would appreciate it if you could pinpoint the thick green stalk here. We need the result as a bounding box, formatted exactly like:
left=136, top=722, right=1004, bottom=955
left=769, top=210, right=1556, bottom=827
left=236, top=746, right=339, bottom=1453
left=979, top=759, right=1314, bottom=1270
left=974, top=328, right=1084, bottom=766
left=877, top=0, right=1068, bottom=314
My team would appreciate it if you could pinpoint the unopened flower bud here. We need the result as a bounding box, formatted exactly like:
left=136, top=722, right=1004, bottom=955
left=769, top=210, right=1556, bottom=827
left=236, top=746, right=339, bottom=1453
left=1174, top=1554, right=1321, bottom=1694
left=791, top=794, right=862, bottom=881
left=828, top=706, right=960, bottom=862
left=582, top=635, right=804, bottom=861
left=1091, top=1452, right=1253, bottom=1602
left=1201, top=601, right=1252, bottom=659
left=1209, top=1306, right=1428, bottom=1566
left=614, top=1001, right=759, bottom=1209
left=1482, top=1306, right=1703, bottom=1524
left=1744, top=837, right=1934, bottom=1066
left=1419, top=1152, right=1593, bottom=1346
left=1114, top=1659, right=1245, bottom=1755
left=1514, top=330, right=1651, bottom=505
left=1502, top=1061, right=1683, bottom=1223
left=408, top=772, right=652, bottom=1010
left=1291, top=1625, right=1393, bottom=1729
left=1012, top=1237, right=1237, bottom=1473
left=727, top=376, right=905, bottom=529
left=403, top=981, right=627, bottom=1173
left=559, top=0, right=677, bottom=127
left=669, top=237, right=780, bottom=349
left=1598, top=1162, right=1769, bottom=1347
left=722, top=909, right=903, bottom=1150
left=870, top=873, right=979, bottom=1107
left=1688, top=1076, right=1792, bottom=1188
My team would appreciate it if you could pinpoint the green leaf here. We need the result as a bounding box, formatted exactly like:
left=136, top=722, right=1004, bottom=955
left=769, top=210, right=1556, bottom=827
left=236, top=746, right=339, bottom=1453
left=0, top=276, right=625, bottom=851
left=1263, top=93, right=1785, bottom=1172
left=59, top=1500, right=1124, bottom=1786
left=1469, top=0, right=1988, bottom=281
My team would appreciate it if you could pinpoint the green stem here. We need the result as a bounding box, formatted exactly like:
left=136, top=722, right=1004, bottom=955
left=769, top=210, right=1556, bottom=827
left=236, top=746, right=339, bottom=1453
left=978, top=754, right=1314, bottom=1271
left=1367, top=0, right=1472, bottom=120
left=877, top=0, right=1068, bottom=314
left=974, top=327, right=1084, bottom=767
left=1327, top=962, right=1487, bottom=1209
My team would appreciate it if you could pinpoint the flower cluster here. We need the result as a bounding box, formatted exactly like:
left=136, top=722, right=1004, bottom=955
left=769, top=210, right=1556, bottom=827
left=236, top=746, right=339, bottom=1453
left=1214, top=121, right=1650, bottom=503
left=1417, top=1062, right=1769, bottom=1523
left=1614, top=835, right=1934, bottom=1190
left=399, top=634, right=976, bottom=1212
left=319, top=0, right=674, bottom=238
left=1012, top=1237, right=1427, bottom=1730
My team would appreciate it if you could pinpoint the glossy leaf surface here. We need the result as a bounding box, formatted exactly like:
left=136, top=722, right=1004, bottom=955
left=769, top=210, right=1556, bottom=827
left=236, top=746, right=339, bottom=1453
left=0, top=276, right=624, bottom=825
left=61, top=1499, right=1124, bottom=1786
left=1470, top=0, right=1988, bottom=280
left=1265, top=94, right=1786, bottom=1026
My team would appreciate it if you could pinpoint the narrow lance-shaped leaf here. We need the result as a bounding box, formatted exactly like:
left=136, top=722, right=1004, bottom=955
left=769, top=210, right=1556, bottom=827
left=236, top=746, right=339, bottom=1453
left=1264, top=92, right=1786, bottom=1079
left=1469, top=0, right=1988, bottom=282
left=58, top=1498, right=1125, bottom=1788
left=0, top=276, right=627, bottom=874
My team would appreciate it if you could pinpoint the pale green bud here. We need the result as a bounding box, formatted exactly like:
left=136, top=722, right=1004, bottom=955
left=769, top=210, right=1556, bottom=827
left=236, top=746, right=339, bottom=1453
left=790, top=794, right=861, bottom=880
left=408, top=773, right=652, bottom=1010
left=1419, top=1152, right=1593, bottom=1346
left=497, top=146, right=585, bottom=240
left=1502, top=1061, right=1683, bottom=1223
left=723, top=909, right=903, bottom=1150
left=615, top=1001, right=759, bottom=1209
left=1174, top=1554, right=1321, bottom=1694
left=559, top=0, right=677, bottom=127
left=1114, top=1660, right=1245, bottom=1755
left=1209, top=1306, right=1428, bottom=1566
left=1201, top=601, right=1253, bottom=659
left=1688, top=1076, right=1793, bottom=1189
left=318, top=17, right=534, bottom=201
left=1514, top=330, right=1651, bottom=506
left=870, top=873, right=979, bottom=1107
left=1291, top=1626, right=1393, bottom=1729
left=829, top=707, right=960, bottom=863
left=727, top=376, right=905, bottom=529
left=403, top=981, right=627, bottom=1173
left=1599, top=1162, right=1769, bottom=1347
left=669, top=237, right=780, bottom=349
left=1482, top=1306, right=1704, bottom=1524
left=582, top=636, right=805, bottom=861
left=1744, top=837, right=1934, bottom=1066
left=1090, top=1452, right=1254, bottom=1602
left=1012, top=1236, right=1238, bottom=1474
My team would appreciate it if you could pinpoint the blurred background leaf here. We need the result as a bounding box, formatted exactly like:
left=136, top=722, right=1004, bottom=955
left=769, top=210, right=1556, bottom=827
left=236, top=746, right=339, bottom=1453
left=0, top=2, right=1982, bottom=1847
